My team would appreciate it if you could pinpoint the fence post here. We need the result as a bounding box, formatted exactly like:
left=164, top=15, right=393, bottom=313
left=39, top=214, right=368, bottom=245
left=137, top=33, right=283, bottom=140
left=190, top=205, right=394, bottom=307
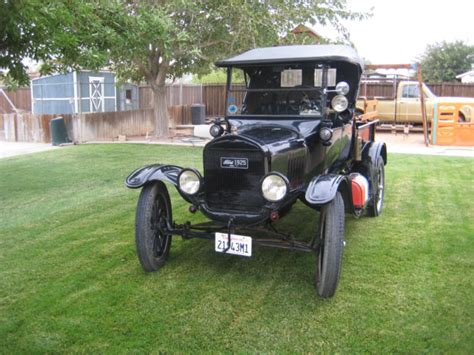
left=13, top=113, right=18, bottom=142
left=4, top=114, right=16, bottom=141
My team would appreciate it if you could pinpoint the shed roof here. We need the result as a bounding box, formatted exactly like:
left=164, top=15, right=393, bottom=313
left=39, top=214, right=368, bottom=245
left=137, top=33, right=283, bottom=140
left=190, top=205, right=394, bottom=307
left=216, top=45, right=363, bottom=69
left=456, top=70, right=474, bottom=79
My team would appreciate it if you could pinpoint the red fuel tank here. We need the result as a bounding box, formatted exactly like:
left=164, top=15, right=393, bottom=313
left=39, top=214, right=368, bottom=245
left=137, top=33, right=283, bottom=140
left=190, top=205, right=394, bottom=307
left=350, top=173, right=369, bottom=208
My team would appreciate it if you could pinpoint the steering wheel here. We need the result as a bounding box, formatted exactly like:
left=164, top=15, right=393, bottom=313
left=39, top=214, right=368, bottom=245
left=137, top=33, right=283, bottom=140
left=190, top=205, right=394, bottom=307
left=285, top=90, right=302, bottom=114
left=285, top=86, right=317, bottom=114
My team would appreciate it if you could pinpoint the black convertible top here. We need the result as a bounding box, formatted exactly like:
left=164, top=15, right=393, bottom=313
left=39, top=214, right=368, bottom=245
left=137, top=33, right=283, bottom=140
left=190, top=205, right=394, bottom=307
left=216, top=45, right=363, bottom=69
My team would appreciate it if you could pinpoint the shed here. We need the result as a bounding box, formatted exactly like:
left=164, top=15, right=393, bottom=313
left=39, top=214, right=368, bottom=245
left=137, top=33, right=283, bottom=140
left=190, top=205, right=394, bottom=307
left=31, top=71, right=139, bottom=115
left=456, top=66, right=474, bottom=84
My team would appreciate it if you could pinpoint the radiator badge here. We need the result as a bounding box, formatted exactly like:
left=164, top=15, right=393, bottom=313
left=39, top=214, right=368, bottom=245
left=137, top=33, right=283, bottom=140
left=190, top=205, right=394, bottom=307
left=220, top=157, right=248, bottom=169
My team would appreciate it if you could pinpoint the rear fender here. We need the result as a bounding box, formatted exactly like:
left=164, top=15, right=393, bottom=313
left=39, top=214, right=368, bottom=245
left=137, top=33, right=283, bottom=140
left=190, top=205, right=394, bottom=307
left=125, top=164, right=183, bottom=189
left=359, top=141, right=387, bottom=201
left=304, top=174, right=349, bottom=206
left=362, top=141, right=387, bottom=166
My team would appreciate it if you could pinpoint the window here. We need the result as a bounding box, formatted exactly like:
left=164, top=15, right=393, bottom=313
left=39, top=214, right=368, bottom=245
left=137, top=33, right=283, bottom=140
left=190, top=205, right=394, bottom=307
left=401, top=85, right=420, bottom=98
left=125, top=89, right=133, bottom=104
left=314, top=68, right=337, bottom=87
left=281, top=69, right=302, bottom=87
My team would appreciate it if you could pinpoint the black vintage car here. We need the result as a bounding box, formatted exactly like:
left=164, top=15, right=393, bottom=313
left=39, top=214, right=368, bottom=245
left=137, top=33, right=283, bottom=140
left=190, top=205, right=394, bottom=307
left=126, top=45, right=387, bottom=298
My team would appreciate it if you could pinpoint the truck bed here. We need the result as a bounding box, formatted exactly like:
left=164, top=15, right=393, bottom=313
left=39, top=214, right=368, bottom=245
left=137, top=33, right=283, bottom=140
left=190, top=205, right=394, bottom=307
left=356, top=98, right=378, bottom=122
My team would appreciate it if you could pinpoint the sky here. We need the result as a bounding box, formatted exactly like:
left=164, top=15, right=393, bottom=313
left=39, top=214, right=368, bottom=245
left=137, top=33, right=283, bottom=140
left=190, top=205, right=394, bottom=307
left=315, top=0, right=474, bottom=64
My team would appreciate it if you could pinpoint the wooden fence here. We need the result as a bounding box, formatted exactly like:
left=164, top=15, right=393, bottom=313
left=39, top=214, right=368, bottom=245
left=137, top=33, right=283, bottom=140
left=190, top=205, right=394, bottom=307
left=140, top=83, right=474, bottom=118
left=2, top=82, right=474, bottom=140
left=139, top=84, right=203, bottom=110
left=3, top=82, right=473, bottom=118
left=359, top=82, right=474, bottom=98
left=429, top=83, right=474, bottom=97
left=0, top=87, right=32, bottom=113
left=1, top=109, right=154, bottom=143
left=0, top=113, right=70, bottom=142
left=72, top=109, right=155, bottom=142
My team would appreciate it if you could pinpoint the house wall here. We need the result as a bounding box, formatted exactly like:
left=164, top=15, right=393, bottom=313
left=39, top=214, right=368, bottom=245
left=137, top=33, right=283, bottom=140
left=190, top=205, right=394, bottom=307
left=461, top=75, right=474, bottom=84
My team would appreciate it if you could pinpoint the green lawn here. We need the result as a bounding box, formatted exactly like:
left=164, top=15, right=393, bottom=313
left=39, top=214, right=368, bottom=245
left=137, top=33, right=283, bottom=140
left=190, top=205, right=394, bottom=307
left=0, top=144, right=473, bottom=353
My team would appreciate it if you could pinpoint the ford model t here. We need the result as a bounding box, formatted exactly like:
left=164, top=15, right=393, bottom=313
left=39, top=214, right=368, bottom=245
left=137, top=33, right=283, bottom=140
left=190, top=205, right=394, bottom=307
left=126, top=45, right=387, bottom=298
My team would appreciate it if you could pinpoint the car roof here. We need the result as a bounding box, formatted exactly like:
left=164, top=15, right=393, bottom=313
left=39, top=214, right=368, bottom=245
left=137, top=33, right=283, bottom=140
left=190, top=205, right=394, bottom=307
left=215, top=45, right=364, bottom=69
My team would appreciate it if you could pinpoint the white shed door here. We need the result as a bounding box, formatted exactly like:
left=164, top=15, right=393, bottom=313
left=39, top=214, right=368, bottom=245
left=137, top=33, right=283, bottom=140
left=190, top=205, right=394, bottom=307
left=89, top=77, right=105, bottom=112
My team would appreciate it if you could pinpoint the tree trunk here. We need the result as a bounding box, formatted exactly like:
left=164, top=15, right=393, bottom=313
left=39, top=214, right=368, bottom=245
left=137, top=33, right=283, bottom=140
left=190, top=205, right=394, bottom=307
left=151, top=84, right=169, bottom=137
left=149, top=62, right=169, bottom=138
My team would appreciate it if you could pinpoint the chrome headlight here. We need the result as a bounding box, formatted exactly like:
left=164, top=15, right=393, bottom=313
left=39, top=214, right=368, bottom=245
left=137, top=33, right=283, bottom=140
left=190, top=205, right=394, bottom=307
left=261, top=173, right=288, bottom=202
left=178, top=169, right=201, bottom=195
left=209, top=124, right=224, bottom=137
left=336, top=81, right=350, bottom=95
left=319, top=127, right=333, bottom=142
left=331, top=95, right=349, bottom=112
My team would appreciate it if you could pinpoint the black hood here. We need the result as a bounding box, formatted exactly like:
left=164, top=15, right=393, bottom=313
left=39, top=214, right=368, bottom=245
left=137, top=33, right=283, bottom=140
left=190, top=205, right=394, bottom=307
left=230, top=118, right=322, bottom=141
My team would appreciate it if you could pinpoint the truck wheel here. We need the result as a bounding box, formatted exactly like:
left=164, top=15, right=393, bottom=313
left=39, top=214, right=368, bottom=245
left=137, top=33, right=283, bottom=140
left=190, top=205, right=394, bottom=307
left=315, top=192, right=345, bottom=298
left=135, top=182, right=172, bottom=272
left=367, top=156, right=385, bottom=217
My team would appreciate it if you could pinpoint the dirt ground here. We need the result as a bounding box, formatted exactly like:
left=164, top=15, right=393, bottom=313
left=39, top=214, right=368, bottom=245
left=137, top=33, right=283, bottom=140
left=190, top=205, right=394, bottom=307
left=376, top=132, right=474, bottom=157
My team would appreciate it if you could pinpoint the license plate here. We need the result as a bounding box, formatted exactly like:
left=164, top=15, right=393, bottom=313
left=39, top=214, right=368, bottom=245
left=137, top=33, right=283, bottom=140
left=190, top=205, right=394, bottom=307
left=215, top=232, right=252, bottom=257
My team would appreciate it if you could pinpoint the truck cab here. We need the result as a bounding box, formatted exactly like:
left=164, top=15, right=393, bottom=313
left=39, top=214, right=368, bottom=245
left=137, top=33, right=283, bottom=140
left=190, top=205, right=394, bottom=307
left=357, top=81, right=473, bottom=123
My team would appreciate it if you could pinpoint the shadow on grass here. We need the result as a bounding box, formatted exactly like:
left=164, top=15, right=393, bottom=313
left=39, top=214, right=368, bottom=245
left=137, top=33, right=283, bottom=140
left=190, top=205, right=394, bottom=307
left=137, top=201, right=360, bottom=296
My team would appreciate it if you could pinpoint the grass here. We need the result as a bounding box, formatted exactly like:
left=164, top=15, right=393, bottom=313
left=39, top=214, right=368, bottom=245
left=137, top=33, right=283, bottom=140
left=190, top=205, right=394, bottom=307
left=0, top=144, right=473, bottom=353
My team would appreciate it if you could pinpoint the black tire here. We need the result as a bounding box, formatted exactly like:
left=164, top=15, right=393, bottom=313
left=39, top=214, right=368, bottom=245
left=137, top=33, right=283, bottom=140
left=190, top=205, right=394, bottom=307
left=315, top=192, right=345, bottom=298
left=135, top=182, right=172, bottom=272
left=367, top=156, right=385, bottom=217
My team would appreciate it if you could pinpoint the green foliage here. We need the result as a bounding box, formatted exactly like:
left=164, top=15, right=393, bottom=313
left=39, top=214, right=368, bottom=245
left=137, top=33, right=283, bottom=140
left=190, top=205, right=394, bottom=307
left=192, top=69, right=244, bottom=84
left=1, top=0, right=367, bottom=86
left=0, top=0, right=48, bottom=85
left=420, top=41, right=474, bottom=82
left=0, top=145, right=473, bottom=352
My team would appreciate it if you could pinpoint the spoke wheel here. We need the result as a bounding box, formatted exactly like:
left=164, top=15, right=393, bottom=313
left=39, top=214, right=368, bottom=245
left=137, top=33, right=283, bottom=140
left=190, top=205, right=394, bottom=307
left=315, top=192, right=345, bottom=298
left=135, top=182, right=172, bottom=272
left=367, top=156, right=385, bottom=217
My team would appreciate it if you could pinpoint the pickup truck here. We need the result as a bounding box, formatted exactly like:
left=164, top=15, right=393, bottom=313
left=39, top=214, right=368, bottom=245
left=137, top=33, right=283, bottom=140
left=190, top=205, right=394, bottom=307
left=356, top=81, right=474, bottom=124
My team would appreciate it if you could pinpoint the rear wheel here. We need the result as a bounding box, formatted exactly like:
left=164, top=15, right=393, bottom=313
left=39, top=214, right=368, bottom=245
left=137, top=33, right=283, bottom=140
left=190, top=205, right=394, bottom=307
left=135, top=182, right=172, bottom=272
left=367, top=156, right=385, bottom=217
left=315, top=192, right=345, bottom=298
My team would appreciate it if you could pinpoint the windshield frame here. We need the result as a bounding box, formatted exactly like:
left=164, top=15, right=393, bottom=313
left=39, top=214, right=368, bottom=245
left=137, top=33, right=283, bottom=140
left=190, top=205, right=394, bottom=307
left=224, top=64, right=332, bottom=119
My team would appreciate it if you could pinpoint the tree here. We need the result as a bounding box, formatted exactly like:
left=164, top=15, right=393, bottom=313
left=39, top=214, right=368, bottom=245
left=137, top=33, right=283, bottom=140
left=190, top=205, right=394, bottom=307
left=1, top=0, right=366, bottom=137
left=0, top=0, right=51, bottom=85
left=420, top=41, right=474, bottom=83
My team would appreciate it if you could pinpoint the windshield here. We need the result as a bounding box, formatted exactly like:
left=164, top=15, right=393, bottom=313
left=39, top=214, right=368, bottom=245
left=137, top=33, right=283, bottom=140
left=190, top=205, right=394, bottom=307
left=226, top=64, right=336, bottom=117
left=423, top=84, right=436, bottom=99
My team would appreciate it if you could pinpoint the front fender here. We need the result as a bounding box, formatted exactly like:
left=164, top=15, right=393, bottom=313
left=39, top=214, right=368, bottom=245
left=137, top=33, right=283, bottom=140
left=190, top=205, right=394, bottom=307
left=125, top=164, right=183, bottom=189
left=304, top=174, right=347, bottom=205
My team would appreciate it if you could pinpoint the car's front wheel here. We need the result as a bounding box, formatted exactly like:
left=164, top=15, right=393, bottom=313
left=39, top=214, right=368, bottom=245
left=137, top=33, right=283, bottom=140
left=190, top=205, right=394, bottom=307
left=135, top=182, right=172, bottom=272
left=315, top=192, right=345, bottom=298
